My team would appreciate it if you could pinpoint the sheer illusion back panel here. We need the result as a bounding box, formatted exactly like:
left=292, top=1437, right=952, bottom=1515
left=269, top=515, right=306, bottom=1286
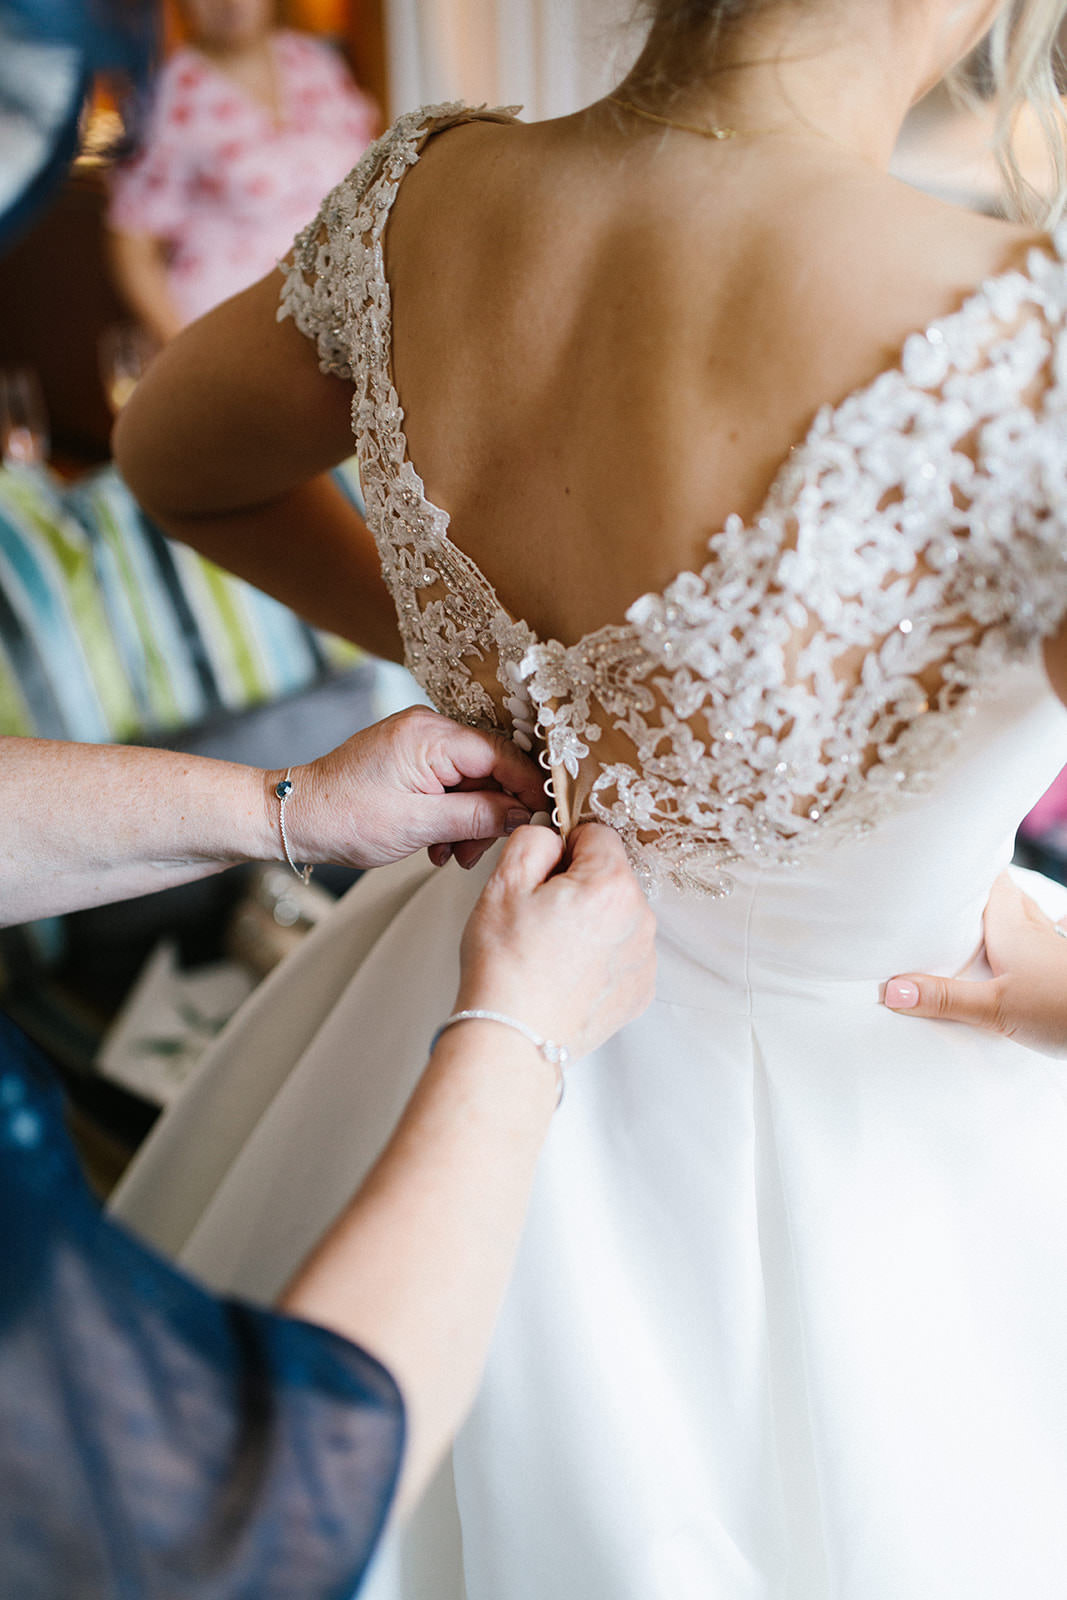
left=279, top=104, right=1067, bottom=894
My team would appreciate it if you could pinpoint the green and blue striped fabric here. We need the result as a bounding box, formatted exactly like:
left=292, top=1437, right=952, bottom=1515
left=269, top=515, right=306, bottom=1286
left=0, top=463, right=362, bottom=743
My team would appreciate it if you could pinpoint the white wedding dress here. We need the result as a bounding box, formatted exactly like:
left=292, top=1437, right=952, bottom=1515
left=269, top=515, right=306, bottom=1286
left=113, top=106, right=1067, bottom=1599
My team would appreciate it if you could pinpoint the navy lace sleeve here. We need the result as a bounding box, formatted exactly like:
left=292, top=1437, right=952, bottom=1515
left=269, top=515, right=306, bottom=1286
left=0, top=1014, right=404, bottom=1599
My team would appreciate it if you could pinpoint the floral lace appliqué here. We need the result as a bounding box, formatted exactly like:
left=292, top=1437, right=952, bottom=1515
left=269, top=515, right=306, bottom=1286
left=280, top=107, right=1067, bottom=895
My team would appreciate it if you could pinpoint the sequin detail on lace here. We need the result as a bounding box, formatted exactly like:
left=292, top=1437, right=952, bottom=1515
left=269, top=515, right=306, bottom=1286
left=280, top=107, right=1067, bottom=895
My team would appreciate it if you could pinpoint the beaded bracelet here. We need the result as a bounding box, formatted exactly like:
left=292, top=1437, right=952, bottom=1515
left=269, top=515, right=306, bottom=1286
left=430, top=1009, right=568, bottom=1108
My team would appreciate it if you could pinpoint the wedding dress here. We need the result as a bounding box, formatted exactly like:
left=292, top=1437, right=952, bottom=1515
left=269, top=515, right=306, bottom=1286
left=112, top=106, right=1067, bottom=1599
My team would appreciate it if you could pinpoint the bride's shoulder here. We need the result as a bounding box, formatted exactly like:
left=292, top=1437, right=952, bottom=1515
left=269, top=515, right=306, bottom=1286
left=891, top=195, right=1067, bottom=352
left=890, top=187, right=1057, bottom=289
left=797, top=174, right=1064, bottom=352
left=821, top=165, right=1035, bottom=269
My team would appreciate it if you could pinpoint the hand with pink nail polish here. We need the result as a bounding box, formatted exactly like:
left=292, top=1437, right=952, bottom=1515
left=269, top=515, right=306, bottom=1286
left=883, top=871, right=1067, bottom=1056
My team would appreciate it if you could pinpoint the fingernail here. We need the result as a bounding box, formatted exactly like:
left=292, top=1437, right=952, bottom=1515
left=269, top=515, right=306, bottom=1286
left=505, top=809, right=530, bottom=834
left=884, top=979, right=920, bottom=1010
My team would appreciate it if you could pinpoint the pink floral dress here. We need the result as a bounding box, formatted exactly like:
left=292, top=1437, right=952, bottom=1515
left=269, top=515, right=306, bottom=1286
left=109, top=31, right=378, bottom=326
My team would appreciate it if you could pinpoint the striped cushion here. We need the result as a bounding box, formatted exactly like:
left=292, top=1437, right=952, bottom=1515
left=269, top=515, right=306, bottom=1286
left=0, top=463, right=362, bottom=743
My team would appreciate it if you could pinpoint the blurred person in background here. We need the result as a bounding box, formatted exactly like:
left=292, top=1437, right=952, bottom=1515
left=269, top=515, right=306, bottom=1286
left=107, top=0, right=379, bottom=343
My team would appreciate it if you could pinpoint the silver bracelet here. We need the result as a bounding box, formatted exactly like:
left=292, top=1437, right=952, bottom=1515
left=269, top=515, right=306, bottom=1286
left=274, top=767, right=313, bottom=885
left=430, top=1009, right=568, bottom=1108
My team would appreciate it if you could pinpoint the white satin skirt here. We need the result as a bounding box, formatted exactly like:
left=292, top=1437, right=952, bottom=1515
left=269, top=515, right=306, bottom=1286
left=111, top=823, right=1067, bottom=1600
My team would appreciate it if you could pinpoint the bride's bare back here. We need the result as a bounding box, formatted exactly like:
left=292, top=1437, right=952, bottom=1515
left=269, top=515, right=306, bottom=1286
left=261, top=90, right=1067, bottom=889
left=385, top=108, right=1041, bottom=647
left=116, top=0, right=1067, bottom=887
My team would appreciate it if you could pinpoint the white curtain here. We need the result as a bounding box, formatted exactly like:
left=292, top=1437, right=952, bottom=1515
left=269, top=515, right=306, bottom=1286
left=384, top=0, right=645, bottom=121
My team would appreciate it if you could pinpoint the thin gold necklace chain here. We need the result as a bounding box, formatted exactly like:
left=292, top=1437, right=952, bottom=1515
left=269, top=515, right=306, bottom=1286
left=607, top=95, right=779, bottom=142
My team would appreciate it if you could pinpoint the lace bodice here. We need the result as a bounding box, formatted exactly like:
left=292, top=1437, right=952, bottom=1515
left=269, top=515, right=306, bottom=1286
left=279, top=103, right=1067, bottom=895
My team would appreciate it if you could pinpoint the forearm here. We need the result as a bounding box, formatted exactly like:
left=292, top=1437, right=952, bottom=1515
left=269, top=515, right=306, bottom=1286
left=279, top=1023, right=558, bottom=1511
left=111, top=272, right=404, bottom=659
left=0, top=739, right=280, bottom=925
left=107, top=231, right=184, bottom=346
left=141, top=477, right=404, bottom=660
left=279, top=826, right=655, bottom=1512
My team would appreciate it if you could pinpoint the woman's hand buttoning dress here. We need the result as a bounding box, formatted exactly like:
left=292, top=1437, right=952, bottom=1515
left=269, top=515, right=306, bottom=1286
left=111, top=1, right=1067, bottom=1596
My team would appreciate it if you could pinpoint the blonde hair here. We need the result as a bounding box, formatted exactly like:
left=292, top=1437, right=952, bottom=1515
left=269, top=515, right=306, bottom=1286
left=639, top=2, right=1067, bottom=226
left=953, top=2, right=1067, bottom=226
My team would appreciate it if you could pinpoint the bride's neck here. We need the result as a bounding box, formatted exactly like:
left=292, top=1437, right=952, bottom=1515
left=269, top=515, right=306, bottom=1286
left=618, top=10, right=963, bottom=171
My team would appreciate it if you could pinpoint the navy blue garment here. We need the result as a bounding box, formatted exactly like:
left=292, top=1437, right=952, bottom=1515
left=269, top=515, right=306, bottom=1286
left=0, top=1014, right=404, bottom=1599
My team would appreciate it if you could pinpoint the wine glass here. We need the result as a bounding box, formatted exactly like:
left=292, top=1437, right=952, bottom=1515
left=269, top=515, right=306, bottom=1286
left=98, top=322, right=158, bottom=415
left=0, top=367, right=50, bottom=467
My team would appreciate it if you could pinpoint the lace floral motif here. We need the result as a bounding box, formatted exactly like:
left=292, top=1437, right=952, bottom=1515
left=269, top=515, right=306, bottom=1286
left=279, top=104, right=535, bottom=736
left=280, top=105, right=1067, bottom=895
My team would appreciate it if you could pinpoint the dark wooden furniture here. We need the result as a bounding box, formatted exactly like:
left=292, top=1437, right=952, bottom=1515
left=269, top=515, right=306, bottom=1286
left=0, top=170, right=125, bottom=466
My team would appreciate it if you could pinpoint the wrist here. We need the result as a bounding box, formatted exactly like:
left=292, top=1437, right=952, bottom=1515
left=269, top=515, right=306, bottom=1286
left=179, top=756, right=282, bottom=867
left=429, top=1018, right=563, bottom=1115
left=456, top=971, right=575, bottom=1059
left=139, top=754, right=278, bottom=869
left=261, top=767, right=291, bottom=864
left=435, top=1007, right=568, bottom=1108
left=262, top=765, right=318, bottom=880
